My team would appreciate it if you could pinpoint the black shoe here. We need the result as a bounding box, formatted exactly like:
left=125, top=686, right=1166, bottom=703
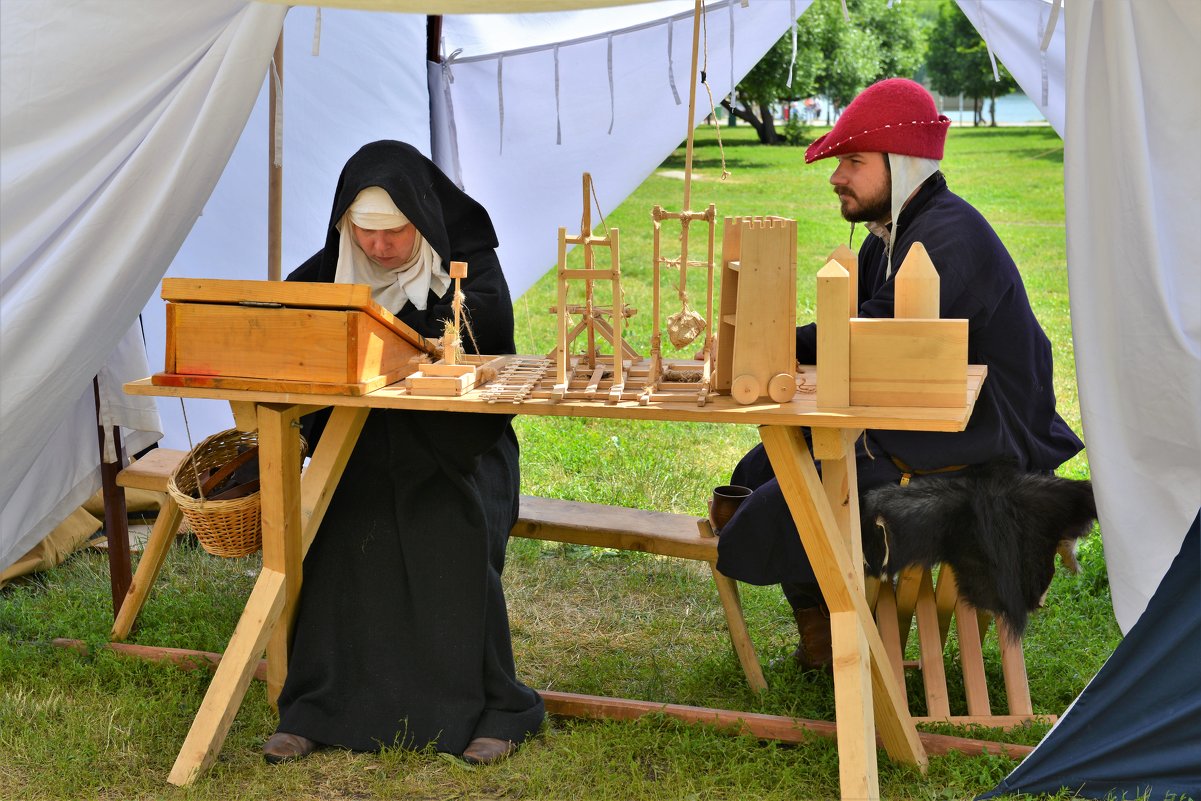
left=263, top=731, right=318, bottom=764
left=461, top=737, right=517, bottom=765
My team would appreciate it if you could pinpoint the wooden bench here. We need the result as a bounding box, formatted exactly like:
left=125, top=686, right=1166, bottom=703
left=871, top=564, right=1048, bottom=728
left=107, top=452, right=768, bottom=692
left=511, top=496, right=766, bottom=691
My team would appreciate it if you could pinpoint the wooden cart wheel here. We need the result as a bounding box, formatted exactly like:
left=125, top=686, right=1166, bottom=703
left=731, top=374, right=761, bottom=405
left=768, top=373, right=797, bottom=403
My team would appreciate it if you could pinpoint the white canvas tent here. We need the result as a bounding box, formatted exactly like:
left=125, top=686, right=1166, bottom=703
left=1, top=0, right=1199, bottom=789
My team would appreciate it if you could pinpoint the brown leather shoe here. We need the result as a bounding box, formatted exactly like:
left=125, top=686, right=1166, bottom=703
left=263, top=731, right=318, bottom=764
left=461, top=737, right=517, bottom=765
left=790, top=604, right=833, bottom=671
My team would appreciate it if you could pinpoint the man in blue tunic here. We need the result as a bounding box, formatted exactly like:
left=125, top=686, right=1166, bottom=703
left=715, top=78, right=1084, bottom=668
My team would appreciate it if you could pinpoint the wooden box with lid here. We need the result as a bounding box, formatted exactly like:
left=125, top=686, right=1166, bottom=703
left=154, top=278, right=434, bottom=395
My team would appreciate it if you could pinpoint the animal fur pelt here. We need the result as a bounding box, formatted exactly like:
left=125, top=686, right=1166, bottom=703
left=860, top=460, right=1097, bottom=639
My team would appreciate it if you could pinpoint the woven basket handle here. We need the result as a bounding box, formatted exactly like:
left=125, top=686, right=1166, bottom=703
left=199, top=445, right=259, bottom=498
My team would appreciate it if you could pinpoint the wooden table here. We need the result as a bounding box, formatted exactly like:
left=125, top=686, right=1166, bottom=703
left=125, top=362, right=986, bottom=799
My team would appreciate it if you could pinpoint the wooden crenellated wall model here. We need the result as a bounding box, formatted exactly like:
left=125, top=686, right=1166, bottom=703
left=817, top=242, right=968, bottom=410
left=715, top=216, right=798, bottom=404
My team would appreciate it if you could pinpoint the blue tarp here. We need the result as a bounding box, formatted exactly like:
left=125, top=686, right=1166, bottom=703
left=980, top=513, right=1201, bottom=800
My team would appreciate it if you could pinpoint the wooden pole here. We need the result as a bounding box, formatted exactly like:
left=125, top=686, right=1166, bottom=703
left=682, top=0, right=702, bottom=210
left=583, top=174, right=596, bottom=368
left=93, top=377, right=131, bottom=617
left=267, top=33, right=283, bottom=281
left=48, top=638, right=1035, bottom=761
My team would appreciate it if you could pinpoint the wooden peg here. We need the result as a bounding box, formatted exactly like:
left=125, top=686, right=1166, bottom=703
left=816, top=259, right=850, bottom=408
left=828, top=244, right=858, bottom=317
left=894, top=242, right=939, bottom=319
left=447, top=261, right=468, bottom=365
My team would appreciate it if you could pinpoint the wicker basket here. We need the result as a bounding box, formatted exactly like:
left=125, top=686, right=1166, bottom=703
left=167, top=428, right=279, bottom=558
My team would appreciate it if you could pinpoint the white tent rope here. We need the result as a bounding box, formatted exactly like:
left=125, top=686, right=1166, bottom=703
left=554, top=42, right=562, bottom=145
left=667, top=17, right=681, bottom=105
left=497, top=53, right=505, bottom=154
left=1037, top=3, right=1050, bottom=107
left=439, top=44, right=465, bottom=184
left=270, top=59, right=283, bottom=168
left=607, top=33, right=615, bottom=135
left=1040, top=0, right=1062, bottom=53
left=840, top=0, right=849, bottom=22
left=786, top=0, right=797, bottom=88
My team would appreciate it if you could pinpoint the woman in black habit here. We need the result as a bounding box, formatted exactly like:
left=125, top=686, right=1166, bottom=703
left=264, top=140, right=545, bottom=765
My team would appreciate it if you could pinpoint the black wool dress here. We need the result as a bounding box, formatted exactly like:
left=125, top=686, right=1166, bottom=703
left=277, top=140, right=545, bottom=753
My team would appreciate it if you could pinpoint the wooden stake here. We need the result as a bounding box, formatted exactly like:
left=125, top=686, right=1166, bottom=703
left=828, top=244, right=858, bottom=317
left=894, top=242, right=939, bottom=319
left=817, top=259, right=851, bottom=408
left=448, top=260, right=467, bottom=366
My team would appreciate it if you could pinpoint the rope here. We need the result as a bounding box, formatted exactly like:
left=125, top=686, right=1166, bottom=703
left=588, top=179, right=611, bottom=236
left=700, top=2, right=730, bottom=180
left=178, top=398, right=206, bottom=501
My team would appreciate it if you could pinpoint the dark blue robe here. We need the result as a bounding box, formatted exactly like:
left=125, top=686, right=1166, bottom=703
left=716, top=172, right=1083, bottom=588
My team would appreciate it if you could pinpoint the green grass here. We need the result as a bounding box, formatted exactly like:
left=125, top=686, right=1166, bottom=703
left=0, top=125, right=1133, bottom=800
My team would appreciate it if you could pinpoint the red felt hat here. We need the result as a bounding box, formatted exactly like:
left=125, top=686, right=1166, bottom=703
left=805, top=78, right=950, bottom=163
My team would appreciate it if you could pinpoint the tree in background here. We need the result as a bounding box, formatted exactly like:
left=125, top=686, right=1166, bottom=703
left=801, top=0, right=925, bottom=120
left=722, top=30, right=821, bottom=144
left=723, top=0, right=924, bottom=143
left=926, top=0, right=1016, bottom=126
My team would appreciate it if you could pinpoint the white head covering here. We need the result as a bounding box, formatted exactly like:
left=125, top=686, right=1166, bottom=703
left=333, top=186, right=450, bottom=311
left=865, top=154, right=941, bottom=279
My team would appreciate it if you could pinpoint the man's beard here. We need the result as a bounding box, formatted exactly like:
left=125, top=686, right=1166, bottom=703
left=837, top=183, right=891, bottom=223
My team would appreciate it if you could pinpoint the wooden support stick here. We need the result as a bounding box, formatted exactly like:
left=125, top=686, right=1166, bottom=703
left=832, top=610, right=879, bottom=800
left=257, top=404, right=303, bottom=707
left=447, top=260, right=467, bottom=366
left=582, top=174, right=597, bottom=368
left=556, top=229, right=569, bottom=385
left=998, top=619, right=1033, bottom=716
left=759, top=425, right=927, bottom=775
left=167, top=405, right=366, bottom=785
left=110, top=498, right=183, bottom=642
left=956, top=593, right=992, bottom=717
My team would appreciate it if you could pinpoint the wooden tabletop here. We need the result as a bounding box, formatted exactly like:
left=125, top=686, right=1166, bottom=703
left=127, top=362, right=986, bottom=433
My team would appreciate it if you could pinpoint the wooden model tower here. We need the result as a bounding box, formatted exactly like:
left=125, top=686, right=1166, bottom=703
left=405, top=261, right=504, bottom=396
left=551, top=172, right=632, bottom=403
left=641, top=0, right=718, bottom=406
left=713, top=216, right=798, bottom=404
